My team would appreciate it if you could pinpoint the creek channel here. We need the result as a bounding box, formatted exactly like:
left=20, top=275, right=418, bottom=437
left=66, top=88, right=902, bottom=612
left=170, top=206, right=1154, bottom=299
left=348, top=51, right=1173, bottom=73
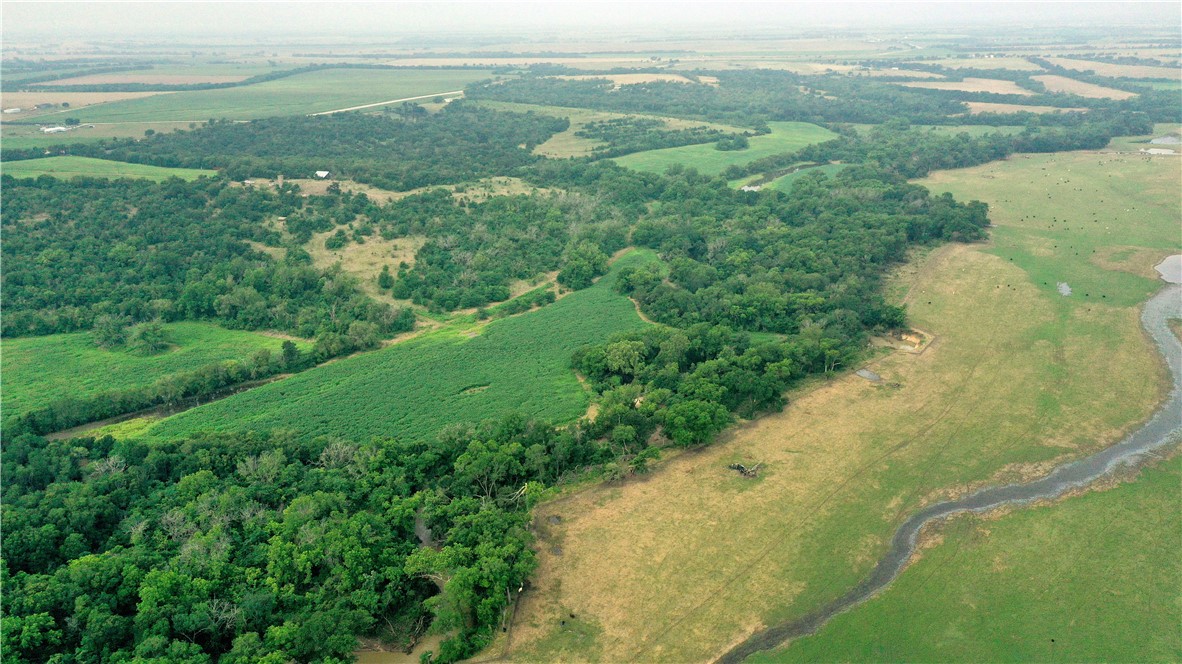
left=718, top=270, right=1182, bottom=663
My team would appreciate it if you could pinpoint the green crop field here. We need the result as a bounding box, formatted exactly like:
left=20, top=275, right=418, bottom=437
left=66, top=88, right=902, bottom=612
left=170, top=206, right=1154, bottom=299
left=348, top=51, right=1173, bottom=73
left=612, top=121, right=837, bottom=175
left=761, top=456, right=1182, bottom=662
left=67, top=68, right=497, bottom=122
left=1, top=122, right=198, bottom=150
left=2, top=156, right=216, bottom=181
left=146, top=250, right=657, bottom=442
left=765, top=163, right=848, bottom=191
left=1, top=322, right=310, bottom=417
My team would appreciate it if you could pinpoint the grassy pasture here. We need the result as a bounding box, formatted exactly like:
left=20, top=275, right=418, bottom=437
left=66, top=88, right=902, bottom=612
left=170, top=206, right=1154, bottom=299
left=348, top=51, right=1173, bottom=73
left=474, top=100, right=748, bottom=158
left=612, top=121, right=837, bottom=175
left=496, top=151, right=1178, bottom=662
left=1, top=322, right=310, bottom=417
left=1032, top=74, right=1137, bottom=100
left=762, top=455, right=1182, bottom=663
left=2, top=156, right=216, bottom=181
left=144, top=250, right=656, bottom=443
left=65, top=68, right=496, bottom=122
left=1, top=121, right=196, bottom=150
left=900, top=77, right=1035, bottom=95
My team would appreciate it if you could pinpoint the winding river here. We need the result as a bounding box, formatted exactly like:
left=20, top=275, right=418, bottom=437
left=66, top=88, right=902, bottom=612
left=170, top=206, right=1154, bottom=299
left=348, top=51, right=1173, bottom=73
left=718, top=277, right=1182, bottom=663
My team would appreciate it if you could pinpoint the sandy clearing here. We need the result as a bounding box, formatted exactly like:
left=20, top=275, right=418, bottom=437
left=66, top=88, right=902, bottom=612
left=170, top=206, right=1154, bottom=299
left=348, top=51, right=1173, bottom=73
left=1032, top=74, right=1138, bottom=100
left=900, top=77, right=1035, bottom=95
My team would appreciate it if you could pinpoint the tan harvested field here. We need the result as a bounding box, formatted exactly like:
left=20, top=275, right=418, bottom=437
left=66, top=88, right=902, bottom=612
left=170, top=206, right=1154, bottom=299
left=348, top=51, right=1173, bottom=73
left=965, top=101, right=1087, bottom=114
left=552, top=73, right=698, bottom=86
left=0, top=91, right=168, bottom=119
left=1032, top=74, right=1138, bottom=100
left=926, top=57, right=1045, bottom=71
left=40, top=73, right=251, bottom=85
left=493, top=151, right=1177, bottom=663
left=900, top=77, right=1034, bottom=95
left=1042, top=57, right=1181, bottom=80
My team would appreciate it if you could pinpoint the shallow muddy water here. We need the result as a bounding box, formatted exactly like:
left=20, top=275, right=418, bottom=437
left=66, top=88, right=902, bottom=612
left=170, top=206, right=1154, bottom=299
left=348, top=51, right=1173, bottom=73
left=718, top=281, right=1182, bottom=663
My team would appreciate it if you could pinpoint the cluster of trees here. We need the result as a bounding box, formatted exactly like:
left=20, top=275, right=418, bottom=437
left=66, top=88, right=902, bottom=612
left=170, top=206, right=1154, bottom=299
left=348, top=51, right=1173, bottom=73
left=573, top=116, right=737, bottom=158
left=2, top=176, right=414, bottom=342
left=8, top=103, right=568, bottom=191
left=2, top=409, right=631, bottom=663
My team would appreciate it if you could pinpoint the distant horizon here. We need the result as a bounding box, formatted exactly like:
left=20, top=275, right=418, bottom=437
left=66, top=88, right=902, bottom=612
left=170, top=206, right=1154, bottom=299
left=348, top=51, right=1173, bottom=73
left=3, top=1, right=1179, bottom=43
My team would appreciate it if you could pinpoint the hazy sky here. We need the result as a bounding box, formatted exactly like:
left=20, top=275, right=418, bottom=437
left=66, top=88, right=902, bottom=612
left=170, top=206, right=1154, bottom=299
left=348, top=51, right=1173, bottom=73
left=3, top=2, right=1178, bottom=42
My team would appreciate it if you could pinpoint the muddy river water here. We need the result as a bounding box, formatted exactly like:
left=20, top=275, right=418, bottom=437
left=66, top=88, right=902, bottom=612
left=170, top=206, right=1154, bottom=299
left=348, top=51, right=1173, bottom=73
left=718, top=276, right=1182, bottom=663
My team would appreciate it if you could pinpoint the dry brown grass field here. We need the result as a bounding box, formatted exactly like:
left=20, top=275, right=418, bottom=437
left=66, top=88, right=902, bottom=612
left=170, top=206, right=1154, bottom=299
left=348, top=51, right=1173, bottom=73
left=1032, top=74, right=1138, bottom=100
left=1042, top=56, right=1181, bottom=80
left=964, top=101, right=1088, bottom=114
left=900, top=77, right=1034, bottom=95
left=926, top=57, right=1045, bottom=71
left=487, top=149, right=1177, bottom=663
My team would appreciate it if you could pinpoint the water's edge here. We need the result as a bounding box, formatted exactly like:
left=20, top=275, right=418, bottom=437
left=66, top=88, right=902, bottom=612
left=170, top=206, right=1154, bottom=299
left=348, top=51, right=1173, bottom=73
left=718, top=283, right=1182, bottom=663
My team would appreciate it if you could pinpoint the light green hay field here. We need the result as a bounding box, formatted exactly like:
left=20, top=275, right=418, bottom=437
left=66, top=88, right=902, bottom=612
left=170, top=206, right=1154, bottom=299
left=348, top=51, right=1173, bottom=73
left=1, top=122, right=197, bottom=150
left=2, top=156, right=216, bottom=181
left=612, top=121, right=837, bottom=175
left=67, top=68, right=496, bottom=122
left=2, top=322, right=310, bottom=416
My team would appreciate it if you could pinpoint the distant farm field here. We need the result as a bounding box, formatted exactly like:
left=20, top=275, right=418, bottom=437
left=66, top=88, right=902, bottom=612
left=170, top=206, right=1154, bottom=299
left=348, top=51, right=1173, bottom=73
left=474, top=100, right=747, bottom=158
left=0, top=121, right=196, bottom=150
left=0, top=90, right=167, bottom=120
left=760, top=455, right=1182, bottom=663
left=2, top=156, right=216, bottom=181
left=1032, top=74, right=1138, bottom=100
left=925, top=57, right=1045, bottom=71
left=612, top=121, right=837, bottom=175
left=496, top=150, right=1178, bottom=662
left=1042, top=56, right=1182, bottom=80
left=900, top=77, right=1035, bottom=95
left=66, top=68, right=496, bottom=122
left=965, top=101, right=1087, bottom=115
left=1, top=322, right=310, bottom=417
left=40, top=63, right=284, bottom=86
left=145, top=250, right=656, bottom=442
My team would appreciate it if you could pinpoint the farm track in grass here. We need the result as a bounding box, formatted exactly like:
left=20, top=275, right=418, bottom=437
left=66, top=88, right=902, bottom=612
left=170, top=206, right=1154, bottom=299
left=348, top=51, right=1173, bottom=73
left=494, top=148, right=1178, bottom=662
left=1, top=322, right=311, bottom=417
left=144, top=250, right=658, bottom=443
left=64, top=69, right=498, bottom=122
left=2, top=155, right=216, bottom=181
left=612, top=121, right=837, bottom=175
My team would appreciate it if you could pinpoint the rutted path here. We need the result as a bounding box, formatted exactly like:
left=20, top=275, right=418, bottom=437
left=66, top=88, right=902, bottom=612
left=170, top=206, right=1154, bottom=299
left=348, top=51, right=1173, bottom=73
left=717, top=280, right=1182, bottom=663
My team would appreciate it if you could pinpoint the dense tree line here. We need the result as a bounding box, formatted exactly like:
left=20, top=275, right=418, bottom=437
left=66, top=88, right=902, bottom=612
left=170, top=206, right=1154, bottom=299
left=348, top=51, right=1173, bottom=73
left=7, top=103, right=567, bottom=191
left=2, top=176, right=413, bottom=341
left=572, top=116, right=741, bottom=158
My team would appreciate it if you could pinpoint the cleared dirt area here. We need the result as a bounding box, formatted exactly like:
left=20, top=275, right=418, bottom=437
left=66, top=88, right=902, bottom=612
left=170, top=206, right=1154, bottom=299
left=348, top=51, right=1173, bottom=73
left=900, top=77, right=1034, bottom=95
left=1042, top=57, right=1181, bottom=80
left=965, top=101, right=1087, bottom=114
left=40, top=73, right=251, bottom=85
left=1032, top=74, right=1137, bottom=100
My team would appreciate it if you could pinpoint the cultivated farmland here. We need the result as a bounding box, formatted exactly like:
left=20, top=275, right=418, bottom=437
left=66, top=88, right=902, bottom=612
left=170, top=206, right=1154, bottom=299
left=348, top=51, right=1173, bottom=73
left=64, top=68, right=497, bottom=122
left=1, top=322, right=310, bottom=417
left=145, top=250, right=657, bottom=442
left=1032, top=74, right=1138, bottom=99
left=899, top=77, right=1035, bottom=95
left=2, top=155, right=216, bottom=181
left=612, top=121, right=837, bottom=175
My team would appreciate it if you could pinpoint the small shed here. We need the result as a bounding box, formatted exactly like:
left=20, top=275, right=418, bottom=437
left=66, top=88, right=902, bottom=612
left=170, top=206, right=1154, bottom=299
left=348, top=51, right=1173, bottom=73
left=314, top=170, right=331, bottom=179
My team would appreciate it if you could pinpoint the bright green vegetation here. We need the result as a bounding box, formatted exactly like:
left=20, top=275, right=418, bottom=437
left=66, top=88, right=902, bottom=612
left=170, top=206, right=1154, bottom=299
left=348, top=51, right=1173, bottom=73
left=0, top=122, right=195, bottom=150
left=765, top=163, right=848, bottom=191
left=68, top=68, right=496, bottom=122
left=147, top=250, right=656, bottom=442
left=1, top=322, right=308, bottom=416
left=762, top=456, right=1182, bottom=663
left=612, top=121, right=837, bottom=175
left=1, top=156, right=215, bottom=181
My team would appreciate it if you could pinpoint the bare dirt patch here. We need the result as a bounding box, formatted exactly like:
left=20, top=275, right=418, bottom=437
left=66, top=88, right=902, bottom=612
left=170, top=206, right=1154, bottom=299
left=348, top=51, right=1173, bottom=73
left=1032, top=74, right=1137, bottom=100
